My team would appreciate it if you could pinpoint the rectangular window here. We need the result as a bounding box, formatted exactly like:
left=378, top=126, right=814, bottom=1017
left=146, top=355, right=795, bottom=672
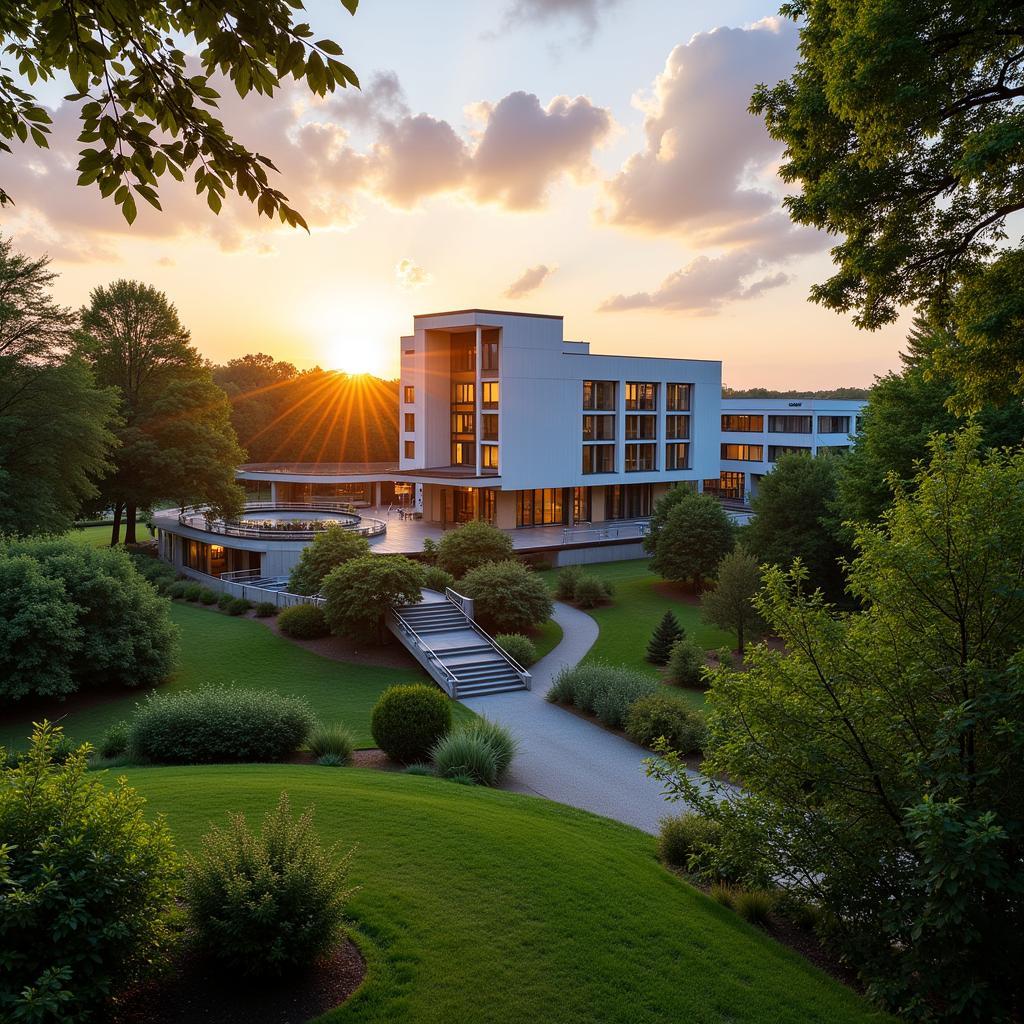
left=516, top=488, right=566, bottom=527
left=481, top=329, right=499, bottom=373
left=450, top=333, right=475, bottom=372
left=582, top=380, right=616, bottom=410
left=767, top=415, right=812, bottom=433
left=817, top=415, right=851, bottom=433
left=625, top=443, right=656, bottom=472
left=482, top=381, right=499, bottom=409
left=665, top=442, right=690, bottom=470
left=482, top=414, right=499, bottom=441
left=721, top=414, right=763, bottom=432
left=451, top=411, right=475, bottom=435
left=767, top=445, right=810, bottom=462
left=481, top=444, right=499, bottom=471
left=665, top=383, right=691, bottom=412
left=582, top=414, right=615, bottom=441
left=403, top=385, right=414, bottom=404
left=480, top=489, right=496, bottom=524
left=404, top=413, right=415, bottom=433
left=721, top=443, right=764, bottom=461
left=625, top=415, right=657, bottom=440
left=703, top=471, right=745, bottom=501
left=573, top=486, right=591, bottom=523
left=625, top=382, right=657, bottom=411
left=451, top=441, right=473, bottom=466
left=582, top=444, right=615, bottom=474
left=404, top=440, right=415, bottom=460
left=665, top=415, right=690, bottom=440
left=453, top=382, right=475, bottom=404
left=606, top=484, right=652, bottom=520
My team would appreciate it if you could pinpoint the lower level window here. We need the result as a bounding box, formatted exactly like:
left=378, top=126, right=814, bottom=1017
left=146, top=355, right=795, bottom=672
left=625, top=443, right=656, bottom=472
left=665, top=442, right=689, bottom=470
left=606, top=484, right=652, bottom=520
left=517, top=488, right=566, bottom=527
left=767, top=445, right=810, bottom=462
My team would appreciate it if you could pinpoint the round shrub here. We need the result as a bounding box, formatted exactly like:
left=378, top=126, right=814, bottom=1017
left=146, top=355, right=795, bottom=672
left=307, top=722, right=355, bottom=763
left=227, top=597, right=251, bottom=616
left=184, top=582, right=203, bottom=602
left=460, top=560, right=553, bottom=634
left=554, top=564, right=584, bottom=600
left=436, top=520, right=514, bottom=578
left=128, top=687, right=315, bottom=764
left=431, top=717, right=518, bottom=786
left=665, top=636, right=707, bottom=687
left=657, top=813, right=724, bottom=871
left=254, top=601, right=277, bottom=617
left=167, top=580, right=188, bottom=599
left=495, top=633, right=538, bottom=667
left=216, top=592, right=233, bottom=610
left=322, top=554, right=425, bottom=644
left=183, top=793, right=353, bottom=977
left=572, top=574, right=612, bottom=609
left=422, top=565, right=456, bottom=594
left=199, top=587, right=218, bottom=605
left=278, top=603, right=330, bottom=639
left=371, top=683, right=451, bottom=763
left=98, top=719, right=130, bottom=759
left=0, top=724, right=177, bottom=1021
left=625, top=693, right=708, bottom=754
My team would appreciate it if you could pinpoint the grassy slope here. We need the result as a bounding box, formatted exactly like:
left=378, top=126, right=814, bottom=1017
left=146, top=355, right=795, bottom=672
left=124, top=765, right=889, bottom=1024
left=0, top=603, right=473, bottom=751
left=68, top=524, right=156, bottom=547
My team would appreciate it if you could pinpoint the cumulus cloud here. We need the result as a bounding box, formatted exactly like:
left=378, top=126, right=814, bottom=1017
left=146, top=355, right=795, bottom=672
left=395, top=257, right=431, bottom=288
left=501, top=0, right=624, bottom=38
left=505, top=263, right=556, bottom=298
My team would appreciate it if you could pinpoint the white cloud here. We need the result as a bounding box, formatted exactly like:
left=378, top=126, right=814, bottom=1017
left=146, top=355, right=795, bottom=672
left=505, top=263, right=556, bottom=298
left=395, top=257, right=431, bottom=288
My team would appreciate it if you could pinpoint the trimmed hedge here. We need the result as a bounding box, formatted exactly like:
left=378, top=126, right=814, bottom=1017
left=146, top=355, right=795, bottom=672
left=371, top=684, right=451, bottom=763
left=625, top=694, right=707, bottom=754
left=460, top=560, right=553, bottom=634
left=254, top=601, right=278, bottom=617
left=494, top=633, right=539, bottom=667
left=278, top=603, right=329, bottom=639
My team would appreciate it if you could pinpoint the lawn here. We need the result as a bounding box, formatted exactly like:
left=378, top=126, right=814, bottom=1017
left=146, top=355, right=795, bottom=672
left=121, top=765, right=890, bottom=1024
left=0, top=603, right=472, bottom=752
left=68, top=523, right=156, bottom=547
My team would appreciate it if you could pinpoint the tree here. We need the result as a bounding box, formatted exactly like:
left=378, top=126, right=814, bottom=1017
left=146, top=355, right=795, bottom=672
left=0, top=1, right=361, bottom=225
left=0, top=237, right=118, bottom=535
left=460, top=560, right=554, bottom=634
left=436, top=520, right=515, bottom=579
left=750, top=3, right=1024, bottom=408
left=699, top=546, right=763, bottom=655
left=321, top=554, right=423, bottom=644
left=646, top=611, right=683, bottom=665
left=647, top=493, right=734, bottom=587
left=76, top=280, right=244, bottom=543
left=643, top=486, right=692, bottom=556
left=288, top=525, right=370, bottom=595
left=647, top=430, right=1024, bottom=1021
left=744, top=452, right=846, bottom=598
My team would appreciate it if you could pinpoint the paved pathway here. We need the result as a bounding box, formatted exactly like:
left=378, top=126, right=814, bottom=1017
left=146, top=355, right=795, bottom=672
left=462, top=602, right=702, bottom=834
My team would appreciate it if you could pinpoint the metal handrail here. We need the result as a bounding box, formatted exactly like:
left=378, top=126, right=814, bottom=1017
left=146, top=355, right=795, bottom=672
left=387, top=607, right=460, bottom=697
left=174, top=502, right=387, bottom=541
left=442, top=591, right=532, bottom=688
left=561, top=520, right=650, bottom=543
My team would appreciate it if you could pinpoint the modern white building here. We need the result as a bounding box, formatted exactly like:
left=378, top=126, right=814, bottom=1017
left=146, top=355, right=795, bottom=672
left=711, top=397, right=866, bottom=501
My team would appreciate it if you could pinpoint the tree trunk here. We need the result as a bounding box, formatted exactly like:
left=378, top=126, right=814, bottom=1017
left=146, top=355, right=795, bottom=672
left=124, top=503, right=137, bottom=545
left=110, top=502, right=123, bottom=546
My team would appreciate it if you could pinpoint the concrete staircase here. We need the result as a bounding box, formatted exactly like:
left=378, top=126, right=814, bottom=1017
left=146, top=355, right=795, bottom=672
left=387, top=590, right=530, bottom=699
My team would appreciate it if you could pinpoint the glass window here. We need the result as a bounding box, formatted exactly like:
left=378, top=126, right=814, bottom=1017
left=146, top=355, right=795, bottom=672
left=625, top=415, right=657, bottom=440
left=404, top=413, right=415, bottom=432
left=482, top=381, right=499, bottom=409
left=703, top=472, right=745, bottom=500
left=404, top=440, right=415, bottom=459
left=450, top=333, right=475, bottom=372
left=625, top=443, right=656, bottom=472
left=582, top=380, right=616, bottom=410
left=817, top=415, right=851, bottom=433
left=481, top=444, right=499, bottom=470
left=451, top=411, right=475, bottom=435
left=666, top=383, right=691, bottom=411
left=665, top=442, right=689, bottom=470
left=516, top=488, right=566, bottom=527
left=625, top=382, right=657, bottom=411
left=721, top=443, right=764, bottom=461
left=721, top=414, right=763, bottom=432
left=582, top=414, right=615, bottom=441
left=403, top=385, right=414, bottom=404
left=767, top=415, right=812, bottom=433
left=451, top=441, right=473, bottom=466
left=481, top=329, right=499, bottom=372
left=665, top=415, right=690, bottom=440
left=582, top=444, right=615, bottom=474
left=573, top=486, right=591, bottom=523
left=453, top=382, right=475, bottom=404
left=482, top=414, right=499, bottom=441
left=606, top=484, right=652, bottom=520
left=767, top=445, right=810, bottom=462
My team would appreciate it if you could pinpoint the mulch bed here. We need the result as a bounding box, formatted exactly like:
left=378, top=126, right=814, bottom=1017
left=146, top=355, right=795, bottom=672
left=257, top=615, right=418, bottom=669
left=112, top=939, right=366, bottom=1024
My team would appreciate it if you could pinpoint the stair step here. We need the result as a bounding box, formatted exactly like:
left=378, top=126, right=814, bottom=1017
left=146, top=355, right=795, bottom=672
left=456, top=681, right=528, bottom=697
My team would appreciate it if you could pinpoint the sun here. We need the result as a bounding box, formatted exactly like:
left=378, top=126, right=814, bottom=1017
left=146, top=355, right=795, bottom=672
left=304, top=297, right=400, bottom=378
left=327, top=337, right=390, bottom=376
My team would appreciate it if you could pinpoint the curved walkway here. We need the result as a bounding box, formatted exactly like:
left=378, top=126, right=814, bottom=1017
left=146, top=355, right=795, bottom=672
left=462, top=601, right=703, bottom=834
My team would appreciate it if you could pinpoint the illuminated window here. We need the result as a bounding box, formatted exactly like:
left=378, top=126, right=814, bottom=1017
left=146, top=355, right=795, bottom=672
left=582, top=380, right=615, bottom=410
left=451, top=441, right=473, bottom=466
left=482, top=381, right=499, bottom=409
left=481, top=444, right=499, bottom=470
left=721, top=414, right=762, bottom=432
left=404, top=440, right=415, bottom=459
left=625, top=382, right=657, bottom=411
left=481, top=329, right=499, bottom=372
left=404, top=413, right=415, bottom=432
left=403, top=385, right=414, bottom=404
left=453, top=382, right=475, bottom=403
left=721, top=443, right=764, bottom=461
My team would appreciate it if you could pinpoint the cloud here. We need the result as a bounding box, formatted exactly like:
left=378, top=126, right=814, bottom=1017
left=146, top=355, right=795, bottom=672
left=370, top=114, right=470, bottom=208
left=505, top=264, right=556, bottom=298
left=395, top=257, right=431, bottom=288
left=501, top=0, right=624, bottom=38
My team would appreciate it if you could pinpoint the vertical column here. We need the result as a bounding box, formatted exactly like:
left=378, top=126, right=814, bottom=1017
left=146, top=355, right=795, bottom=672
left=270, top=481, right=278, bottom=505
left=615, top=379, right=626, bottom=476
left=374, top=480, right=382, bottom=507
left=657, top=383, right=667, bottom=473
left=474, top=325, right=482, bottom=477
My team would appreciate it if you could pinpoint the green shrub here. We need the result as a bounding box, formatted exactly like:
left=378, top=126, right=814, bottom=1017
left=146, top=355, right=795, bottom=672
left=167, top=580, right=188, bottom=599
left=657, top=813, right=724, bottom=872
left=184, top=582, right=203, bottom=602
left=288, top=525, right=371, bottom=596
left=183, top=792, right=353, bottom=976
left=404, top=762, right=435, bottom=776
left=554, top=564, right=584, bottom=600
left=322, top=554, right=425, bottom=644
left=422, top=565, right=456, bottom=594
left=216, top=592, right=233, bottom=610
left=0, top=724, right=177, bottom=1021
left=277, top=603, right=329, bottom=639
left=227, top=597, right=251, bottom=616
left=431, top=717, right=518, bottom=786
left=734, top=889, right=775, bottom=926
left=446, top=772, right=477, bottom=786
left=625, top=694, right=708, bottom=754
left=371, top=683, right=451, bottom=763
left=436, top=520, right=514, bottom=578
left=199, top=587, right=218, bottom=605
left=710, top=883, right=737, bottom=908
left=547, top=661, right=659, bottom=728
left=98, top=719, right=130, bottom=759
left=665, top=636, right=707, bottom=687
left=307, top=722, right=355, bottom=763
left=254, top=600, right=277, bottom=617
left=460, top=560, right=553, bottom=633
left=494, top=632, right=539, bottom=667
left=646, top=611, right=683, bottom=664
left=572, top=573, right=613, bottom=609
left=317, top=753, right=346, bottom=767
left=128, top=687, right=314, bottom=764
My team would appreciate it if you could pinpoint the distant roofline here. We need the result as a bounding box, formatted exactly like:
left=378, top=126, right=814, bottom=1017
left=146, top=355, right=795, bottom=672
left=578, top=352, right=721, bottom=365
left=414, top=308, right=563, bottom=321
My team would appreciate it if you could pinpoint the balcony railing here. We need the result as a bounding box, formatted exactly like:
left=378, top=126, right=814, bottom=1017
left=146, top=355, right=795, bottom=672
left=176, top=502, right=387, bottom=541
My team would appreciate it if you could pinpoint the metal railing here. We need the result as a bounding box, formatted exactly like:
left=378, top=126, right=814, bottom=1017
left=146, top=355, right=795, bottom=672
left=444, top=587, right=474, bottom=618
left=386, top=607, right=460, bottom=698
left=441, top=589, right=532, bottom=690
left=561, top=521, right=650, bottom=544
left=175, top=502, right=387, bottom=541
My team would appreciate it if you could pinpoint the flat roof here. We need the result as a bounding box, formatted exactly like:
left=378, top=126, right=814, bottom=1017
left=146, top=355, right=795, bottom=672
left=238, top=462, right=398, bottom=477
left=414, top=308, right=563, bottom=321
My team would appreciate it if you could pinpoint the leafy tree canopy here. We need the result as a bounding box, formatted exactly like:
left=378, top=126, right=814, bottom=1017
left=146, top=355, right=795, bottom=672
left=647, top=491, right=735, bottom=586
left=288, top=524, right=370, bottom=596
left=1, top=0, right=360, bottom=225
left=699, top=545, right=764, bottom=654
left=321, top=553, right=423, bottom=644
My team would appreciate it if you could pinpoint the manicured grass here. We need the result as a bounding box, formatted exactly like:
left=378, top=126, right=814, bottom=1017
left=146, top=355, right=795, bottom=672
left=0, top=603, right=472, bottom=752
left=530, top=617, right=564, bottom=661
left=120, top=765, right=888, bottom=1024
left=67, top=523, right=156, bottom=547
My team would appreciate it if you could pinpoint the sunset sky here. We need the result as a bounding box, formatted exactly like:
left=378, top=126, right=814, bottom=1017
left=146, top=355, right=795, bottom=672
left=3, top=0, right=909, bottom=386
